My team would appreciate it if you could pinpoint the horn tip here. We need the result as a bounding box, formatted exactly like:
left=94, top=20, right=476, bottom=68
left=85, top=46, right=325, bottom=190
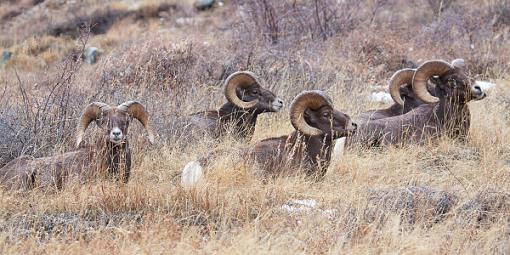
left=148, top=134, right=155, bottom=144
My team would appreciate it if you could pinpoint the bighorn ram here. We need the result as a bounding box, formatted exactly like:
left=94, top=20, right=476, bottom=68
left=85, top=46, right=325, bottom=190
left=181, top=90, right=357, bottom=185
left=0, top=101, right=155, bottom=190
left=189, top=71, right=284, bottom=140
left=353, top=59, right=486, bottom=146
left=333, top=69, right=433, bottom=160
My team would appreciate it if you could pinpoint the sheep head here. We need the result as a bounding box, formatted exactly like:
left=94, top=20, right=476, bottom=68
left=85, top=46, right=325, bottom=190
left=224, top=71, right=284, bottom=113
left=388, top=68, right=438, bottom=109
left=290, top=90, right=357, bottom=139
left=389, top=68, right=415, bottom=106
left=412, top=59, right=486, bottom=104
left=76, top=101, right=155, bottom=147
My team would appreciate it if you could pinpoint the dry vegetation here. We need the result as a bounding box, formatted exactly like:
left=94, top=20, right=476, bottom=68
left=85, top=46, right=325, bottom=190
left=0, top=0, right=510, bottom=253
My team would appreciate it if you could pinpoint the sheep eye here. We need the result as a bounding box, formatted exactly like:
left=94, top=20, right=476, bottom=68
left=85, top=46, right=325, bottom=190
left=252, top=90, right=258, bottom=95
left=322, top=112, right=331, bottom=118
left=448, top=79, right=457, bottom=87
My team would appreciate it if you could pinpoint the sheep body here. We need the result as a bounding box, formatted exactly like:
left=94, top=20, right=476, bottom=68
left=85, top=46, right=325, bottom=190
left=0, top=101, right=153, bottom=190
left=189, top=71, right=283, bottom=141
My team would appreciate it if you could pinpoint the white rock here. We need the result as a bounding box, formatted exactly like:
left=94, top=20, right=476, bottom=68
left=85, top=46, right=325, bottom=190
left=281, top=199, right=339, bottom=220
left=281, top=199, right=317, bottom=213
left=369, top=91, right=393, bottom=104
left=84, top=47, right=99, bottom=64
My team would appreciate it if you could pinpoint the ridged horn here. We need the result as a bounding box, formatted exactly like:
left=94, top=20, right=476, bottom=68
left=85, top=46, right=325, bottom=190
left=388, top=68, right=415, bottom=106
left=412, top=60, right=453, bottom=104
left=451, top=58, right=466, bottom=69
left=290, top=90, right=333, bottom=136
left=224, top=71, right=260, bottom=109
left=76, top=102, right=110, bottom=147
left=117, top=101, right=155, bottom=144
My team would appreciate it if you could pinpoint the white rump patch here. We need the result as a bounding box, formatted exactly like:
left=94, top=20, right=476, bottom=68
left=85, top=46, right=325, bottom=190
left=329, top=137, right=346, bottom=170
left=475, top=81, right=497, bottom=92
left=181, top=161, right=204, bottom=187
left=369, top=91, right=392, bottom=104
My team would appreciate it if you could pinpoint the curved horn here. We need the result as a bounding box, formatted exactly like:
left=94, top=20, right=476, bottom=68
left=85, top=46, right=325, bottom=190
left=388, top=68, right=415, bottom=106
left=451, top=58, right=466, bottom=69
left=76, top=102, right=110, bottom=147
left=290, top=90, right=333, bottom=136
left=117, top=101, right=155, bottom=144
left=412, top=60, right=453, bottom=104
left=224, top=71, right=260, bottom=109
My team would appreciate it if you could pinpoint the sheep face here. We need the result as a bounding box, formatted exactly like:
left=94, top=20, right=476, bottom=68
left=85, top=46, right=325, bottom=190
left=224, top=71, right=283, bottom=113
left=432, top=72, right=486, bottom=103
left=399, top=85, right=424, bottom=109
left=412, top=59, right=486, bottom=105
left=100, top=109, right=131, bottom=144
left=76, top=101, right=154, bottom=148
left=237, top=85, right=284, bottom=113
left=304, top=106, right=357, bottom=139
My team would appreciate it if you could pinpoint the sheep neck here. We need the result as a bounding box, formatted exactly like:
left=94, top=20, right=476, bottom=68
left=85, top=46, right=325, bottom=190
left=387, top=103, right=405, bottom=115
left=94, top=139, right=131, bottom=183
left=434, top=97, right=470, bottom=140
left=285, top=131, right=334, bottom=178
left=218, top=102, right=258, bottom=140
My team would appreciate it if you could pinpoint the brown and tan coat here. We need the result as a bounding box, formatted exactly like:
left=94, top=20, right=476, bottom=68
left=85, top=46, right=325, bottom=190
left=0, top=101, right=155, bottom=190
left=189, top=71, right=284, bottom=141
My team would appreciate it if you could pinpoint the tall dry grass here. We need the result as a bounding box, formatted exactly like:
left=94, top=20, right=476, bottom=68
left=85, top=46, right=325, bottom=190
left=0, top=0, right=510, bottom=254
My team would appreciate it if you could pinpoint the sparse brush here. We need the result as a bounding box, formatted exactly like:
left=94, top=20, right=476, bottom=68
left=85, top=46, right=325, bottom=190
left=0, top=0, right=510, bottom=254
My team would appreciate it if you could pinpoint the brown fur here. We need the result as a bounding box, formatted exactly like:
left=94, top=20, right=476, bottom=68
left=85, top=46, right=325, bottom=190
left=0, top=104, right=149, bottom=190
left=190, top=85, right=282, bottom=141
left=199, top=106, right=356, bottom=180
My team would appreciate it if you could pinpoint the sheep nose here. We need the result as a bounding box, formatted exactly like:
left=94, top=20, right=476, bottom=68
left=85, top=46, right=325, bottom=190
left=277, top=99, right=283, bottom=105
left=113, top=131, right=121, bottom=136
left=352, top=123, right=358, bottom=130
left=474, top=85, right=481, bottom=91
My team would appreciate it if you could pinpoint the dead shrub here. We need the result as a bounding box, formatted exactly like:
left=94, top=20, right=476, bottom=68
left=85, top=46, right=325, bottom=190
left=0, top=31, right=89, bottom=167
left=457, top=190, right=510, bottom=228
left=364, top=186, right=458, bottom=227
left=236, top=0, right=360, bottom=45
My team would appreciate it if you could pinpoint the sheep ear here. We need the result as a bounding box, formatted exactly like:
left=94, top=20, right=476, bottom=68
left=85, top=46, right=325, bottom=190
left=400, top=85, right=411, bottom=96
left=304, top=108, right=312, bottom=118
left=430, top=76, right=441, bottom=85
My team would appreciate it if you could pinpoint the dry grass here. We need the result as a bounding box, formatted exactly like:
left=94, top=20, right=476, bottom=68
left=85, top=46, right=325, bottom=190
left=1, top=0, right=510, bottom=254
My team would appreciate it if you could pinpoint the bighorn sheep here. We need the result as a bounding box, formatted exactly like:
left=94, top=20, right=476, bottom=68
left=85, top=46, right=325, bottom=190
left=181, top=90, right=357, bottom=185
left=189, top=71, right=284, bottom=140
left=0, top=101, right=155, bottom=190
left=333, top=69, right=433, bottom=161
left=353, top=59, right=486, bottom=146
